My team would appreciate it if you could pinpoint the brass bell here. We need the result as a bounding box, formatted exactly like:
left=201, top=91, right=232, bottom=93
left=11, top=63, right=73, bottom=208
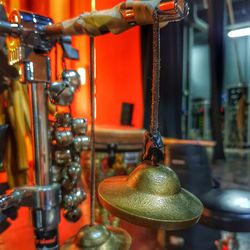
left=61, top=175, right=77, bottom=191
left=73, top=188, right=86, bottom=205
left=63, top=193, right=76, bottom=210
left=98, top=162, right=203, bottom=230
left=49, top=81, right=75, bottom=106
left=54, top=150, right=72, bottom=165
left=72, top=118, right=87, bottom=135
left=67, top=162, right=82, bottom=180
left=55, top=130, right=74, bottom=147
left=63, top=207, right=82, bottom=222
left=73, top=136, right=90, bottom=152
left=63, top=188, right=86, bottom=210
left=61, top=224, right=131, bottom=250
left=56, top=113, right=72, bottom=127
left=50, top=165, right=62, bottom=183
left=62, top=70, right=81, bottom=91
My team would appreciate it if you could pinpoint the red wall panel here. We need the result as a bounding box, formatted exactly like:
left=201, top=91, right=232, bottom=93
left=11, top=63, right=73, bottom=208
left=95, top=0, right=143, bottom=128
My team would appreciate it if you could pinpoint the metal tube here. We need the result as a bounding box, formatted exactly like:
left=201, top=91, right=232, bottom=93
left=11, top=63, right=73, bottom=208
left=90, top=36, right=96, bottom=226
left=31, top=83, right=51, bottom=186
left=31, top=83, right=59, bottom=250
left=0, top=190, right=24, bottom=211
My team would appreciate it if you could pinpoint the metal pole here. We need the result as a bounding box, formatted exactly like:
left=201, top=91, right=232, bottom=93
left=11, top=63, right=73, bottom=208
left=31, top=84, right=51, bottom=186
left=90, top=0, right=96, bottom=226
left=31, top=81, right=59, bottom=250
left=90, top=36, right=96, bottom=226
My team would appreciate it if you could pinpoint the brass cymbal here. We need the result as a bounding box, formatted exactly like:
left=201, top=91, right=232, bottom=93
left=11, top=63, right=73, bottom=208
left=98, top=163, right=203, bottom=230
left=61, top=224, right=131, bottom=250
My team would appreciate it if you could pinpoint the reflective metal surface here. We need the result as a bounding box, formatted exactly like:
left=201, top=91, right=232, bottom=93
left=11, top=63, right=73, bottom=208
left=55, top=130, right=73, bottom=147
left=202, top=189, right=250, bottom=213
left=98, top=163, right=203, bottom=230
left=62, top=70, right=81, bottom=91
left=49, top=81, right=75, bottom=106
left=67, top=162, right=81, bottom=180
left=31, top=84, right=51, bottom=186
left=200, top=188, right=250, bottom=232
left=73, top=136, right=90, bottom=152
left=54, top=150, right=72, bottom=165
left=63, top=207, right=82, bottom=223
left=72, top=118, right=87, bottom=135
left=62, top=188, right=86, bottom=210
left=61, top=224, right=131, bottom=250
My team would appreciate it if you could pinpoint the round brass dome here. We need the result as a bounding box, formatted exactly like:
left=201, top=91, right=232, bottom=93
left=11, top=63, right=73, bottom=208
left=98, top=163, right=203, bottom=230
left=61, top=224, right=131, bottom=250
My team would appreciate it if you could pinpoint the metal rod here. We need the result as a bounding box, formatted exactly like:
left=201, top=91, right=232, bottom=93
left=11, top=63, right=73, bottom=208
left=0, top=190, right=23, bottom=211
left=90, top=36, right=96, bottom=226
left=31, top=84, right=51, bottom=186
left=31, top=82, right=59, bottom=250
left=150, top=10, right=160, bottom=135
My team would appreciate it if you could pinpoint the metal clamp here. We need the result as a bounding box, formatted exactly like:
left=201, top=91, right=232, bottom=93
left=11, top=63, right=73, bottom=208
left=0, top=184, right=61, bottom=211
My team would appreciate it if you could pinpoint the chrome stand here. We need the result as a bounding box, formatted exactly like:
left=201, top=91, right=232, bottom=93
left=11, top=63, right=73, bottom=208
left=0, top=55, right=61, bottom=250
left=30, top=76, right=61, bottom=250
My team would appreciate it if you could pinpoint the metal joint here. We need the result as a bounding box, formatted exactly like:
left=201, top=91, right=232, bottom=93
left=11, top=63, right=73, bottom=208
left=0, top=184, right=61, bottom=211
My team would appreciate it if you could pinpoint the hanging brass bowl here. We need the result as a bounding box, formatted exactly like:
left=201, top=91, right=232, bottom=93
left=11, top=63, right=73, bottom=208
left=98, top=162, right=203, bottom=230
left=61, top=224, right=131, bottom=250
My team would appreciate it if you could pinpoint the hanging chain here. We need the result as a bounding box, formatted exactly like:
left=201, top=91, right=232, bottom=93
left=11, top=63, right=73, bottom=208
left=150, top=10, right=160, bottom=135
left=90, top=36, right=96, bottom=226
left=143, top=9, right=164, bottom=164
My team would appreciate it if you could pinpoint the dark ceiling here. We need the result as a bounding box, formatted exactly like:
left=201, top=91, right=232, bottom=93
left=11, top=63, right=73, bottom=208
left=192, top=0, right=250, bottom=24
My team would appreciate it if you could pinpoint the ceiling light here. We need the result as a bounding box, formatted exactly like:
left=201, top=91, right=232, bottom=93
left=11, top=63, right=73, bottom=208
left=228, top=27, right=250, bottom=38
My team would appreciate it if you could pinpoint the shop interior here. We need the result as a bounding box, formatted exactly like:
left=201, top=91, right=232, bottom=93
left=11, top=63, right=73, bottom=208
left=0, top=0, right=249, bottom=249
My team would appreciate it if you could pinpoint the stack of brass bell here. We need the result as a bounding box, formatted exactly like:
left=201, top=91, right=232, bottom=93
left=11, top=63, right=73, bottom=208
left=49, top=69, right=89, bottom=222
left=50, top=113, right=89, bottom=222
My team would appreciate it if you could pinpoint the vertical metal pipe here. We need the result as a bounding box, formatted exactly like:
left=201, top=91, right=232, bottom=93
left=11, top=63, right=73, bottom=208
left=90, top=0, right=96, bottom=226
left=90, top=36, right=96, bottom=226
left=31, top=83, right=51, bottom=186
left=31, top=83, right=59, bottom=250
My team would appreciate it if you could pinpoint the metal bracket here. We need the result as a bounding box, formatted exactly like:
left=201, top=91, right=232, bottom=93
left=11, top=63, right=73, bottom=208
left=0, top=184, right=61, bottom=211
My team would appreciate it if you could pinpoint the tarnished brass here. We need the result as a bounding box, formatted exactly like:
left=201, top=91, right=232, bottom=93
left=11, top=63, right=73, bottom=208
left=63, top=207, right=82, bottom=223
left=98, top=163, right=203, bottom=230
left=61, top=224, right=131, bottom=250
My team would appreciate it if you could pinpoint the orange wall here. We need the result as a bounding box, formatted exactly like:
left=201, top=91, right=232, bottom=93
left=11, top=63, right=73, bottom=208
left=4, top=0, right=144, bottom=128
left=95, top=0, right=143, bottom=128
